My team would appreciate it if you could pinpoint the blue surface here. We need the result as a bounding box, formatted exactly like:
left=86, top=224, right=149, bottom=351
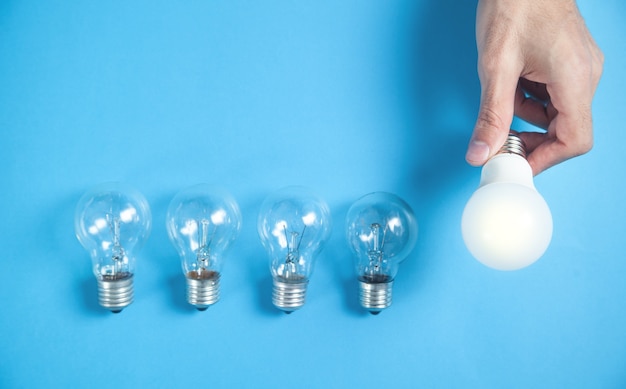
left=1, top=1, right=625, bottom=388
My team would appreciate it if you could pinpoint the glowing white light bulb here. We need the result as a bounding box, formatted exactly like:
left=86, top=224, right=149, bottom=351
left=166, top=184, right=242, bottom=311
left=346, top=192, right=418, bottom=314
left=74, top=183, right=152, bottom=313
left=462, top=133, right=553, bottom=270
left=257, top=186, right=332, bottom=313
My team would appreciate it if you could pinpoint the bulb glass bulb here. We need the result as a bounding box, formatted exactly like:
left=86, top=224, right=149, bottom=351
left=166, top=184, right=242, bottom=310
left=74, top=182, right=152, bottom=312
left=257, top=186, right=332, bottom=313
left=462, top=133, right=553, bottom=271
left=346, top=192, right=417, bottom=314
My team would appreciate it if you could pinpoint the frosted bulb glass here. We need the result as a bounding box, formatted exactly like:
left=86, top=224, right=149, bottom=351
left=462, top=134, right=553, bottom=271
left=257, top=186, right=332, bottom=313
left=74, top=182, right=152, bottom=312
left=346, top=192, right=417, bottom=314
left=166, top=184, right=242, bottom=310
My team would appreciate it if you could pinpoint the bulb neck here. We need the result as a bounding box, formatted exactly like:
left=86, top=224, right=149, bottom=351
left=480, top=134, right=534, bottom=189
left=272, top=275, right=308, bottom=313
left=497, top=132, right=527, bottom=158
left=359, top=277, right=393, bottom=315
left=97, top=274, right=134, bottom=313
left=186, top=271, right=220, bottom=311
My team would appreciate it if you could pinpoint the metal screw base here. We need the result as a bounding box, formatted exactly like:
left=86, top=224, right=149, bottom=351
left=498, top=132, right=527, bottom=158
left=359, top=280, right=393, bottom=315
left=187, top=273, right=220, bottom=311
left=272, top=277, right=308, bottom=313
left=97, top=275, right=134, bottom=313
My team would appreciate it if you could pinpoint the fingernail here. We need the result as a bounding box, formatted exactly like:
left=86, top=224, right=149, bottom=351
left=466, top=140, right=490, bottom=165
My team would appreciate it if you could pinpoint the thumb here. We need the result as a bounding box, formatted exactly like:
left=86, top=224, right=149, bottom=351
left=466, top=74, right=518, bottom=166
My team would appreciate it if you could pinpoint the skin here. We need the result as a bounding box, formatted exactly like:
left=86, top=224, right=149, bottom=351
left=466, top=0, right=604, bottom=175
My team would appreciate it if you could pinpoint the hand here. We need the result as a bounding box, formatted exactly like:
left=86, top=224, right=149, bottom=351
left=466, top=0, right=603, bottom=175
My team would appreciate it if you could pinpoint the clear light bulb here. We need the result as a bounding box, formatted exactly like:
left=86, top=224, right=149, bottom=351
left=346, top=192, right=418, bottom=314
left=462, top=133, right=553, bottom=271
left=74, top=182, right=152, bottom=313
left=166, top=184, right=242, bottom=311
left=257, top=186, right=332, bottom=313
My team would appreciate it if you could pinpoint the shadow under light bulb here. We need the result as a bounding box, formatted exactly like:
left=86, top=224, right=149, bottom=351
left=462, top=132, right=553, bottom=271
left=74, top=183, right=152, bottom=313
left=257, top=186, right=332, bottom=313
left=346, top=192, right=418, bottom=314
left=166, top=184, right=242, bottom=311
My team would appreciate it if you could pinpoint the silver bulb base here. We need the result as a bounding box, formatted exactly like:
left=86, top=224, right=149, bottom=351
left=186, top=271, right=220, bottom=311
left=498, top=132, right=527, bottom=158
left=272, top=276, right=308, bottom=313
left=97, top=274, right=134, bottom=313
left=359, top=278, right=393, bottom=315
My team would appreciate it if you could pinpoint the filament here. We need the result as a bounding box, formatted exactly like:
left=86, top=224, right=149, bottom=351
left=367, top=223, right=386, bottom=275
left=197, top=219, right=212, bottom=269
left=283, top=224, right=307, bottom=274
left=107, top=214, right=125, bottom=276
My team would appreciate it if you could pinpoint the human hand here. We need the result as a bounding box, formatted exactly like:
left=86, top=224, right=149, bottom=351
left=466, top=0, right=603, bottom=175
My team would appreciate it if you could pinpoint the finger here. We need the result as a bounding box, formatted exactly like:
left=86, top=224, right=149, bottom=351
left=466, top=64, right=520, bottom=166
left=541, top=82, right=594, bottom=168
left=524, top=136, right=571, bottom=175
left=522, top=113, right=592, bottom=175
left=517, top=131, right=549, bottom=155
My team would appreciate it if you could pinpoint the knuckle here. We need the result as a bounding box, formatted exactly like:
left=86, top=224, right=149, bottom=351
left=475, top=105, right=506, bottom=136
left=478, top=55, right=501, bottom=77
left=573, top=136, right=593, bottom=155
left=568, top=130, right=593, bottom=156
left=592, top=50, right=604, bottom=81
left=478, top=51, right=516, bottom=81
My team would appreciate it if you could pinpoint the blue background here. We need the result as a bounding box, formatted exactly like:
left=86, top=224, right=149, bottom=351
left=1, top=1, right=625, bottom=388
